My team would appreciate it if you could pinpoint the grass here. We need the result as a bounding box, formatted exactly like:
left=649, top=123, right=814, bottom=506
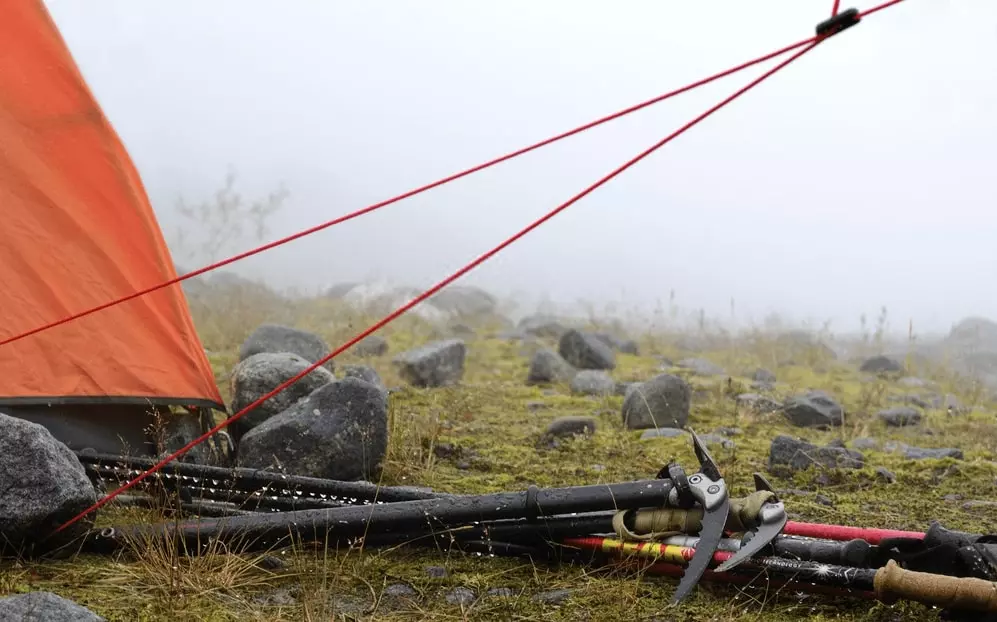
left=3, top=289, right=997, bottom=621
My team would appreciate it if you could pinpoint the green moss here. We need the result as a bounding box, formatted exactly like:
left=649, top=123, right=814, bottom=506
left=5, top=309, right=997, bottom=621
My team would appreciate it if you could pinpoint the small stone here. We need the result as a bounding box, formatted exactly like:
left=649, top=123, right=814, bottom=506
left=962, top=500, right=997, bottom=510
left=860, top=355, right=904, bottom=374
left=943, top=493, right=964, bottom=503
left=851, top=437, right=879, bottom=451
left=353, top=335, right=389, bottom=357
left=875, top=467, right=897, bottom=484
left=676, top=357, right=727, bottom=377
left=768, top=435, right=863, bottom=474
left=558, top=330, right=616, bottom=370
left=815, top=494, right=834, bottom=506
left=527, top=401, right=551, bottom=412
left=621, top=374, right=691, bottom=430
left=783, top=391, right=844, bottom=428
left=258, top=555, right=287, bottom=570
left=752, top=368, right=777, bottom=383
left=877, top=407, right=922, bottom=427
left=426, top=566, right=448, bottom=579
left=455, top=460, right=472, bottom=470
left=640, top=428, right=687, bottom=440
left=570, top=370, right=616, bottom=396
left=532, top=588, right=572, bottom=605
left=736, top=393, right=781, bottom=414
left=393, top=339, right=467, bottom=387
left=487, top=587, right=516, bottom=598
left=527, top=349, right=577, bottom=385
left=903, top=446, right=964, bottom=461
left=445, top=587, right=476, bottom=606
left=384, top=583, right=417, bottom=598
left=544, top=416, right=597, bottom=440
left=0, top=592, right=106, bottom=621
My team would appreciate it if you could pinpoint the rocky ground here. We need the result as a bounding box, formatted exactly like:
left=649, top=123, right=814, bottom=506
left=2, top=278, right=997, bottom=621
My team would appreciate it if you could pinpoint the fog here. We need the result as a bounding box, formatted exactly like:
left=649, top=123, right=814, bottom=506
left=45, top=0, right=997, bottom=335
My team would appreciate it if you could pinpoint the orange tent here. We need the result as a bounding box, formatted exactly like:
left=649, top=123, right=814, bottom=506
left=0, top=1, right=224, bottom=412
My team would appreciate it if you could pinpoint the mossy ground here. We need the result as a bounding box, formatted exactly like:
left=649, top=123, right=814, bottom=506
left=3, top=298, right=997, bottom=621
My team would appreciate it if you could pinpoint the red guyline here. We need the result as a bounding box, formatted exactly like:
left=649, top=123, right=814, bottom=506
left=2, top=36, right=819, bottom=350
left=54, top=39, right=821, bottom=536
left=832, top=0, right=843, bottom=16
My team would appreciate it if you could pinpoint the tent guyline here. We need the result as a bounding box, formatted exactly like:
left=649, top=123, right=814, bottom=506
left=52, top=0, right=907, bottom=537
left=3, top=0, right=902, bottom=352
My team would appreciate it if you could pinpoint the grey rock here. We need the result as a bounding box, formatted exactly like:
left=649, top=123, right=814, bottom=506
left=592, top=333, right=639, bottom=355
left=527, top=349, right=577, bottom=385
left=559, top=330, right=616, bottom=370
left=640, top=428, right=686, bottom=440
left=877, top=406, right=922, bottom=427
left=487, top=587, right=517, bottom=598
left=570, top=370, right=616, bottom=396
left=353, top=335, right=389, bottom=357
left=544, top=416, right=596, bottom=439
left=0, top=414, right=98, bottom=550
left=532, top=589, right=572, bottom=605
left=736, top=393, right=781, bottom=414
left=445, top=587, right=476, bottom=606
left=768, top=435, right=864, bottom=473
left=384, top=583, right=417, bottom=598
left=899, top=376, right=930, bottom=388
left=890, top=394, right=932, bottom=409
left=428, top=285, right=497, bottom=317
left=752, top=368, right=777, bottom=383
left=851, top=437, right=879, bottom=451
left=229, top=352, right=336, bottom=441
left=426, top=566, right=448, bottom=579
left=526, top=401, right=551, bottom=412
left=715, top=426, right=742, bottom=437
left=341, top=364, right=386, bottom=390
left=962, top=500, right=997, bottom=511
left=238, top=377, right=388, bottom=481
left=393, top=339, right=466, bottom=387
left=676, top=357, right=727, bottom=377
left=904, top=446, right=964, bottom=460
left=751, top=380, right=777, bottom=392
left=783, top=391, right=844, bottom=428
left=876, top=467, right=897, bottom=484
left=0, top=592, right=105, bottom=621
left=518, top=315, right=568, bottom=339
left=160, top=410, right=214, bottom=464
left=240, top=323, right=331, bottom=367
left=622, top=374, right=691, bottom=430
left=860, top=355, right=904, bottom=374
left=815, top=494, right=834, bottom=507
left=252, top=586, right=299, bottom=606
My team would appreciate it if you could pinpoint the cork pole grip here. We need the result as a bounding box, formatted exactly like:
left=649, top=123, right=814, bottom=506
left=875, top=560, right=997, bottom=612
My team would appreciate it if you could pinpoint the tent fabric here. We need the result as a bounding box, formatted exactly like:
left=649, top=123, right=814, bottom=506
left=0, top=1, right=224, bottom=409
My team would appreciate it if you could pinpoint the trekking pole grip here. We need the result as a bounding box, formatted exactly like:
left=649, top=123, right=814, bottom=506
left=874, top=559, right=997, bottom=612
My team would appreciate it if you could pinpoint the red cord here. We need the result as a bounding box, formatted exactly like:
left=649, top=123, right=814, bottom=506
left=53, top=41, right=821, bottom=536
left=832, top=0, right=842, bottom=15
left=2, top=37, right=821, bottom=350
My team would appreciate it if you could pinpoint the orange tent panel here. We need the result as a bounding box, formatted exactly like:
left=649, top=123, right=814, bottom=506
left=0, top=1, right=224, bottom=409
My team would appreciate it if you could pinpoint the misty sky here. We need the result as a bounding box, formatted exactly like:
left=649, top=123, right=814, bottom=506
left=44, top=1, right=996, bottom=334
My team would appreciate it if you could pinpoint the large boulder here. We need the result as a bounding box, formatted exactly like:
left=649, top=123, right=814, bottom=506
left=239, top=323, right=332, bottom=368
left=0, top=592, right=105, bottom=621
left=238, top=377, right=389, bottom=481
left=228, top=352, right=336, bottom=442
left=0, top=413, right=98, bottom=552
left=570, top=370, right=616, bottom=396
left=621, top=374, right=691, bottom=430
left=558, top=330, right=615, bottom=370
left=393, top=339, right=467, bottom=387
left=859, top=355, right=903, bottom=374
left=526, top=349, right=577, bottom=385
left=517, top=315, right=568, bottom=339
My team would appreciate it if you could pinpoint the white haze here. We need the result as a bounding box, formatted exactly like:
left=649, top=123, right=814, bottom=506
left=44, top=1, right=997, bottom=336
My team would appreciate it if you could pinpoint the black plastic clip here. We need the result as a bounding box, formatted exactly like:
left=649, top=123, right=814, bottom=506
left=816, top=7, right=861, bottom=39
